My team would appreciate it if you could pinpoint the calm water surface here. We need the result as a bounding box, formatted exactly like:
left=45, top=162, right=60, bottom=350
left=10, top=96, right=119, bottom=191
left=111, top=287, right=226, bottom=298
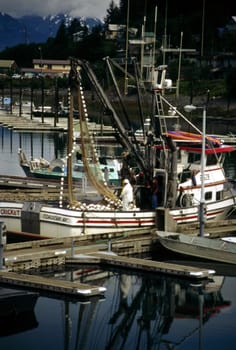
left=0, top=266, right=236, bottom=350
left=0, top=127, right=236, bottom=349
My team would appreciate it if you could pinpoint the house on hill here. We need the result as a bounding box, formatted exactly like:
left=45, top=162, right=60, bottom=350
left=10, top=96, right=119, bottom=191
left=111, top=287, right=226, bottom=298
left=0, top=59, right=18, bottom=76
left=21, top=59, right=71, bottom=78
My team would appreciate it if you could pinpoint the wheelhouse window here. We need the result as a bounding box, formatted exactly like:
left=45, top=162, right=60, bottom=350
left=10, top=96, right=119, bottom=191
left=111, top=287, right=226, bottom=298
left=216, top=191, right=223, bottom=200
left=205, top=191, right=212, bottom=201
left=188, top=152, right=201, bottom=164
left=73, top=165, right=84, bottom=172
left=206, top=154, right=218, bottom=166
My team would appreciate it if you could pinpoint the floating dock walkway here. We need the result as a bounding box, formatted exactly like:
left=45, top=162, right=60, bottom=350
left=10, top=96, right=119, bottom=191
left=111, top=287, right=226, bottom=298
left=0, top=113, right=66, bottom=132
left=0, top=271, right=106, bottom=298
left=0, top=113, right=118, bottom=143
left=0, top=232, right=216, bottom=298
left=67, top=252, right=215, bottom=279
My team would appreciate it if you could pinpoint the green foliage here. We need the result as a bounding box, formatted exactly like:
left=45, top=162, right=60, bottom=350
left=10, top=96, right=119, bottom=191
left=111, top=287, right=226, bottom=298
left=104, top=0, right=122, bottom=25
left=0, top=43, right=39, bottom=67
left=179, top=79, right=226, bottom=98
left=0, top=0, right=235, bottom=101
left=75, top=32, right=116, bottom=62
left=225, top=67, right=236, bottom=98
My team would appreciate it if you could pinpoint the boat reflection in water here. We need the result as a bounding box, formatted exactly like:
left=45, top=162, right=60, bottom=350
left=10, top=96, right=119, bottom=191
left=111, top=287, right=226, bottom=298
left=46, top=266, right=230, bottom=350
left=0, top=288, right=38, bottom=337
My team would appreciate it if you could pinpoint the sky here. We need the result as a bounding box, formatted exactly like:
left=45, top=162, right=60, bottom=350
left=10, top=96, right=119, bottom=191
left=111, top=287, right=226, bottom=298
left=0, top=0, right=118, bottom=20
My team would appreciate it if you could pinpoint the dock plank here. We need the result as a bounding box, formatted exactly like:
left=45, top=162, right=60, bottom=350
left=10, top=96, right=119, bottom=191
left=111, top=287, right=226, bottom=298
left=68, top=252, right=215, bottom=279
left=0, top=271, right=106, bottom=297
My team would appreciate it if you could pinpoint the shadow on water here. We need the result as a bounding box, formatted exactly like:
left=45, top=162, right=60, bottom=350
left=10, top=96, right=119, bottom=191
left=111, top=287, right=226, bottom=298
left=20, top=261, right=231, bottom=350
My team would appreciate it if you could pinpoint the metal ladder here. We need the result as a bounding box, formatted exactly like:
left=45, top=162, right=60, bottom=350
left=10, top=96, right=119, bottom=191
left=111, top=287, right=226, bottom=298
left=155, top=91, right=167, bottom=135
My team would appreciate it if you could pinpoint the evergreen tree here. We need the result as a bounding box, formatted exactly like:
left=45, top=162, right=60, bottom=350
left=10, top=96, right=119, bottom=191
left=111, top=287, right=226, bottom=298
left=104, top=0, right=121, bottom=25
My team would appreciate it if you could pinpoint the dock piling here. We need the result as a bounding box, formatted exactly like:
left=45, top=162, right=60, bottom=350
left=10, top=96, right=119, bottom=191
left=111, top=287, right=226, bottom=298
left=71, top=238, right=75, bottom=257
left=108, top=234, right=112, bottom=252
left=0, top=222, right=6, bottom=270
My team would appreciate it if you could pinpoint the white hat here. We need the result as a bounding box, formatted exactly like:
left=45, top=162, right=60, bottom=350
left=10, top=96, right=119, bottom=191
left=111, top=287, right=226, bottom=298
left=123, top=179, right=129, bottom=184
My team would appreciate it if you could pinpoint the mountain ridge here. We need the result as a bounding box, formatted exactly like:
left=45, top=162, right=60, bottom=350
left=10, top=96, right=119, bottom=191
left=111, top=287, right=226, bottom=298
left=0, top=12, right=102, bottom=51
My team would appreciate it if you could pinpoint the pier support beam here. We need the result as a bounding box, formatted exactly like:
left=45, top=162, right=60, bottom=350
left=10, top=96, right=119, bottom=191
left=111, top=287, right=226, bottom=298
left=0, top=222, right=6, bottom=270
left=156, top=207, right=177, bottom=232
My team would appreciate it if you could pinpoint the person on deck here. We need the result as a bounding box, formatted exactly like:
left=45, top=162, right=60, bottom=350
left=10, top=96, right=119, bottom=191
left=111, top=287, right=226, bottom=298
left=120, top=179, right=134, bottom=210
left=151, top=177, right=159, bottom=209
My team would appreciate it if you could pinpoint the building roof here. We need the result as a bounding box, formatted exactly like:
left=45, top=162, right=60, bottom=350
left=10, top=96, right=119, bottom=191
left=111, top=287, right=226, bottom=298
left=0, top=60, right=16, bottom=68
left=33, top=59, right=70, bottom=65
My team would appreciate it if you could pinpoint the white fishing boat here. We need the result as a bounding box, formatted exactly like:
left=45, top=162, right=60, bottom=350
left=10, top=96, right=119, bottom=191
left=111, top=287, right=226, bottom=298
left=1, top=59, right=236, bottom=238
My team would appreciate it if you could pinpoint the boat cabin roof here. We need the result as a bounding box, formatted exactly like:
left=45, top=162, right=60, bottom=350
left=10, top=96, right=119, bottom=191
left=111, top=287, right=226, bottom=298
left=155, top=130, right=235, bottom=154
left=155, top=143, right=235, bottom=154
left=180, top=144, right=235, bottom=154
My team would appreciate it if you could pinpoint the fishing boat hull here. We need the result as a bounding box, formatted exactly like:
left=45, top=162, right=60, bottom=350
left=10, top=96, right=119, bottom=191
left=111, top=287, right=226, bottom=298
left=18, top=150, right=120, bottom=185
left=169, top=196, right=236, bottom=224
left=0, top=202, right=156, bottom=238
left=40, top=206, right=156, bottom=236
left=1, top=198, right=235, bottom=238
left=158, top=232, right=236, bottom=264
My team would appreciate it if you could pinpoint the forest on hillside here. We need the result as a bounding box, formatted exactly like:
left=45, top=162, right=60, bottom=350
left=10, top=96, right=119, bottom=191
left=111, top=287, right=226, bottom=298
left=0, top=0, right=236, bottom=104
left=1, top=0, right=235, bottom=67
left=105, top=0, right=236, bottom=53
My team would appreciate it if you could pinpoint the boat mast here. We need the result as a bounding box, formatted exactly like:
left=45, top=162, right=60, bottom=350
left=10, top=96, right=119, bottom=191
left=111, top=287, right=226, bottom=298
left=124, top=0, right=130, bottom=95
left=67, top=59, right=78, bottom=204
left=199, top=105, right=206, bottom=237
left=184, top=90, right=210, bottom=236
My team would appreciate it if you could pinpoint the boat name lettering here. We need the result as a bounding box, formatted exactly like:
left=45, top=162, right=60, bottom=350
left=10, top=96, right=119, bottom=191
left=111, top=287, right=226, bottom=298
left=42, top=213, right=69, bottom=222
left=0, top=209, right=21, bottom=216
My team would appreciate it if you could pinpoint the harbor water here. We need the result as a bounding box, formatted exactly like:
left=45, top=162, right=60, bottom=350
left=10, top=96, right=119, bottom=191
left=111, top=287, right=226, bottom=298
left=0, top=127, right=236, bottom=349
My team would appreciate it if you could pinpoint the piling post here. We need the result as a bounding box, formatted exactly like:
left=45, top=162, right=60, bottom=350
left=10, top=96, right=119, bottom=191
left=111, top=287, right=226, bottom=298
left=71, top=238, right=75, bottom=257
left=0, top=222, right=6, bottom=270
left=108, top=234, right=112, bottom=252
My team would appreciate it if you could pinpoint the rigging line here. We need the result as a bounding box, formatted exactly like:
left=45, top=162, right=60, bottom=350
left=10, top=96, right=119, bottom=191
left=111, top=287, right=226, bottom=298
left=67, top=92, right=75, bottom=205
left=159, top=93, right=202, bottom=134
left=78, top=58, right=148, bottom=174
left=78, top=82, right=120, bottom=205
left=106, top=57, right=133, bottom=130
left=104, top=58, right=149, bottom=172
left=133, top=58, right=145, bottom=134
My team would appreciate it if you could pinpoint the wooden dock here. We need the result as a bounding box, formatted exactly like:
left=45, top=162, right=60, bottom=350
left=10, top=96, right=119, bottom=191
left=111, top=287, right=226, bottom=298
left=4, top=229, right=155, bottom=271
left=178, top=219, right=236, bottom=237
left=0, top=271, right=106, bottom=298
left=67, top=252, right=215, bottom=279
left=0, top=175, right=62, bottom=189
left=0, top=231, right=216, bottom=299
left=0, top=113, right=118, bottom=143
left=0, top=113, right=65, bottom=132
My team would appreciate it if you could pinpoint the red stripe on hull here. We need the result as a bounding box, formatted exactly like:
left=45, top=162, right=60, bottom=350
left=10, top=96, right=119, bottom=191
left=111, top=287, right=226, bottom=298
left=76, top=219, right=156, bottom=226
left=174, top=209, right=225, bottom=223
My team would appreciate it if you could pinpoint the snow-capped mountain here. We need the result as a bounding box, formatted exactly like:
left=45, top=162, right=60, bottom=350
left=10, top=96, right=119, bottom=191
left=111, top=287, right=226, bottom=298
left=0, top=12, right=102, bottom=51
